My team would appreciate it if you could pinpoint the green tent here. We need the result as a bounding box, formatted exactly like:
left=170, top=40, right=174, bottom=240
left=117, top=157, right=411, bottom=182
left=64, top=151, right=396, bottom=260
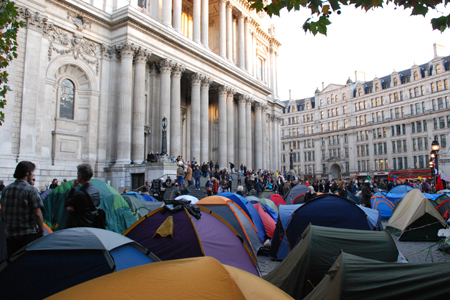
left=43, top=179, right=136, bottom=233
left=258, top=198, right=278, bottom=213
left=264, top=224, right=398, bottom=300
left=386, top=189, right=446, bottom=241
left=259, top=189, right=275, bottom=200
left=305, top=252, right=450, bottom=300
left=122, top=194, right=150, bottom=220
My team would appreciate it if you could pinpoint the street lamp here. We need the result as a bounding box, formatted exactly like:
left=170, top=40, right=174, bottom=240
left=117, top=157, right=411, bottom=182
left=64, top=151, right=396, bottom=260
left=430, top=140, right=440, bottom=191
left=161, top=116, right=168, bottom=155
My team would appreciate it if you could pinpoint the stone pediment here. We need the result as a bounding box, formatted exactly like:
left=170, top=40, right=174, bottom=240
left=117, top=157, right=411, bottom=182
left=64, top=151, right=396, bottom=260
left=321, top=84, right=345, bottom=94
left=325, top=156, right=343, bottom=163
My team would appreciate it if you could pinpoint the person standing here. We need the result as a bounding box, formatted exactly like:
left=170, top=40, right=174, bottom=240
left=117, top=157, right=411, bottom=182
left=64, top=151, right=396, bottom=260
left=0, top=180, right=6, bottom=192
left=0, top=161, right=44, bottom=258
left=185, top=164, right=192, bottom=186
left=49, top=178, right=59, bottom=189
left=193, top=166, right=202, bottom=191
left=65, top=163, right=101, bottom=228
left=361, top=180, right=372, bottom=208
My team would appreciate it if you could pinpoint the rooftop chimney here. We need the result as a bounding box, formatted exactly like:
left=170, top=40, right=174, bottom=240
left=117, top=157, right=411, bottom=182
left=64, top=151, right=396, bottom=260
left=433, top=43, right=445, bottom=58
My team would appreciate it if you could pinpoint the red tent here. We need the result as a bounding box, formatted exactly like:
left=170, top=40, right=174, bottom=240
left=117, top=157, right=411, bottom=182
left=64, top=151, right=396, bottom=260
left=436, top=175, right=444, bottom=191
left=268, top=194, right=286, bottom=207
left=252, top=203, right=276, bottom=238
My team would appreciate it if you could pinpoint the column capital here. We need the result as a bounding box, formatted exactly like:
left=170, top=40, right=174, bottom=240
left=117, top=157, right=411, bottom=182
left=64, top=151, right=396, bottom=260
left=158, top=58, right=173, bottom=73
left=245, top=96, right=253, bottom=106
left=238, top=95, right=246, bottom=104
left=218, top=85, right=228, bottom=95
left=227, top=87, right=236, bottom=97
left=118, top=42, right=137, bottom=59
left=190, top=72, right=204, bottom=84
left=149, top=63, right=159, bottom=76
left=101, top=44, right=113, bottom=60
left=237, top=12, right=245, bottom=20
left=201, top=76, right=213, bottom=87
left=254, top=101, right=262, bottom=110
left=134, top=47, right=150, bottom=64
left=172, top=63, right=185, bottom=77
left=226, top=1, right=233, bottom=9
left=220, top=0, right=227, bottom=4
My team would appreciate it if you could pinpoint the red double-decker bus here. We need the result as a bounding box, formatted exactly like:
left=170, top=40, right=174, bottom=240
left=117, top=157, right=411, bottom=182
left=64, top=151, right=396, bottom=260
left=388, top=169, right=432, bottom=182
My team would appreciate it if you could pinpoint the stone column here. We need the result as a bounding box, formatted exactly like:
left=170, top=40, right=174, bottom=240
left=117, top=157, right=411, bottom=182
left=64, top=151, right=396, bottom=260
left=254, top=102, right=263, bottom=170
left=238, top=96, right=247, bottom=169
left=218, top=86, right=228, bottom=169
left=227, top=88, right=236, bottom=168
left=274, top=50, right=279, bottom=98
left=245, top=18, right=251, bottom=73
left=262, top=106, right=268, bottom=170
left=276, top=117, right=281, bottom=171
left=246, top=98, right=253, bottom=169
left=170, top=63, right=185, bottom=157
left=252, top=31, right=257, bottom=76
left=201, top=77, right=212, bottom=163
left=193, top=0, right=201, bottom=43
left=163, top=0, right=172, bottom=26
left=131, top=47, right=149, bottom=163
left=150, top=65, right=159, bottom=152
left=159, top=59, right=172, bottom=154
left=226, top=2, right=233, bottom=61
left=150, top=0, right=160, bottom=21
left=98, top=45, right=112, bottom=164
left=173, top=0, right=182, bottom=31
left=238, top=14, right=245, bottom=69
left=219, top=0, right=226, bottom=58
left=201, top=0, right=209, bottom=47
left=270, top=114, right=276, bottom=171
left=269, top=45, right=274, bottom=90
left=116, top=42, right=135, bottom=165
left=190, top=73, right=203, bottom=162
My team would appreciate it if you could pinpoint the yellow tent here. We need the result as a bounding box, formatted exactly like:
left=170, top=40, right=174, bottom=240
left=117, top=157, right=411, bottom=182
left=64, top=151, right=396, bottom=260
left=386, top=189, right=446, bottom=241
left=47, top=256, right=293, bottom=300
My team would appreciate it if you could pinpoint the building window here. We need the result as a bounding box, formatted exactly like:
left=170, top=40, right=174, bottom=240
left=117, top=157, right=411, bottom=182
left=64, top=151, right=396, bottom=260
left=412, top=122, right=415, bottom=133
left=414, top=71, right=419, bottom=80
left=431, top=82, right=436, bottom=93
left=418, top=137, right=423, bottom=150
left=440, top=117, right=446, bottom=129
left=257, top=57, right=264, bottom=80
left=417, top=121, right=422, bottom=132
left=392, top=141, right=396, bottom=153
left=60, top=79, right=75, bottom=120
left=434, top=118, right=438, bottom=130
left=343, top=93, right=347, bottom=101
left=413, top=138, right=417, bottom=151
left=378, top=143, right=383, bottom=155
left=380, top=160, right=384, bottom=171
left=441, top=134, right=447, bottom=148
left=436, top=64, right=442, bottom=74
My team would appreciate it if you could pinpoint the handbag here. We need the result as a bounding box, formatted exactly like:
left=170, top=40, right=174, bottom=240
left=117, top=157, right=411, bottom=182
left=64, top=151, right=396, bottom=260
left=82, top=190, right=107, bottom=229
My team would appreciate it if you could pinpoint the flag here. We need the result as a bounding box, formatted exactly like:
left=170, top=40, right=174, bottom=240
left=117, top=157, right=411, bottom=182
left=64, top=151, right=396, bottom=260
left=436, top=175, right=444, bottom=192
left=367, top=175, right=371, bottom=181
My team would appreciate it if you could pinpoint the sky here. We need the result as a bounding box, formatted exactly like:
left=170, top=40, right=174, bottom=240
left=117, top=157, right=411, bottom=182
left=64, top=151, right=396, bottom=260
left=271, top=4, right=450, bottom=101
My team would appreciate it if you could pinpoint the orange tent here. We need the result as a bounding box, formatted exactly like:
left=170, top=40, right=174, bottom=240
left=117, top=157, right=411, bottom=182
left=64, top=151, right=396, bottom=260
left=47, top=257, right=294, bottom=300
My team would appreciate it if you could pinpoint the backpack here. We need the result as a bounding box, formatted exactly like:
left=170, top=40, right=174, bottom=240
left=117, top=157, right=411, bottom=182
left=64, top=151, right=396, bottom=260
left=83, top=190, right=107, bottom=229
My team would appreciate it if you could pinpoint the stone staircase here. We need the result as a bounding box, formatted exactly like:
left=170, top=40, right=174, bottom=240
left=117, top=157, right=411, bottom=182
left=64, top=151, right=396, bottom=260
left=163, top=173, right=241, bottom=200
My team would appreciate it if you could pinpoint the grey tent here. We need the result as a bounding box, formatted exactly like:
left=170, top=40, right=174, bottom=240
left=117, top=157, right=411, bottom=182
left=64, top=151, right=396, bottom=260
left=305, top=252, right=450, bottom=300
left=264, top=225, right=398, bottom=300
left=122, top=194, right=150, bottom=220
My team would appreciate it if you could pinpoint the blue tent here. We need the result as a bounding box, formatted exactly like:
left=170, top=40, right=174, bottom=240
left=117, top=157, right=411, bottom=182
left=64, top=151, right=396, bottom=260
left=0, top=228, right=160, bottom=300
left=219, top=192, right=266, bottom=242
left=269, top=204, right=303, bottom=260
left=390, top=185, right=413, bottom=194
left=371, top=193, right=396, bottom=219
left=358, top=205, right=383, bottom=230
left=124, top=191, right=146, bottom=201
left=141, top=194, right=159, bottom=202
left=250, top=201, right=278, bottom=222
left=270, top=195, right=375, bottom=260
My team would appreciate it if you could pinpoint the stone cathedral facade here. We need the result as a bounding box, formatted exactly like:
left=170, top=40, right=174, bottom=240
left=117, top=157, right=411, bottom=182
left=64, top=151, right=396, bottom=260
left=0, top=0, right=283, bottom=190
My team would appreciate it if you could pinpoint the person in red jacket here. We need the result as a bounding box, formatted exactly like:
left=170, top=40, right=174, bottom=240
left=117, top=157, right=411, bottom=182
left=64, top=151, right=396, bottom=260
left=212, top=178, right=220, bottom=195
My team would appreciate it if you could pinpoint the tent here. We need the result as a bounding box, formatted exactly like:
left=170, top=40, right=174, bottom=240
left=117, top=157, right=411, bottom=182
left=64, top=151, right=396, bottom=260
left=425, top=193, right=450, bottom=209
left=196, top=196, right=263, bottom=257
left=123, top=205, right=260, bottom=276
left=284, top=185, right=309, bottom=205
left=174, top=195, right=199, bottom=204
left=346, top=191, right=362, bottom=205
left=122, top=195, right=150, bottom=220
left=43, top=179, right=136, bottom=233
left=437, top=198, right=450, bottom=218
left=252, top=202, right=276, bottom=238
left=40, top=188, right=53, bottom=200
left=0, top=228, right=160, bottom=300
left=46, top=257, right=293, bottom=300
left=305, top=252, right=450, bottom=300
left=124, top=191, right=146, bottom=201
left=251, top=199, right=278, bottom=221
left=259, top=189, right=275, bottom=199
left=270, top=195, right=375, bottom=260
left=390, top=184, right=413, bottom=194
left=386, top=189, right=446, bottom=241
left=371, top=193, right=395, bottom=219
left=143, top=201, right=164, bottom=211
left=358, top=205, right=383, bottom=230
left=268, top=194, right=286, bottom=207
left=141, top=194, right=159, bottom=202
left=219, top=192, right=266, bottom=242
left=265, top=225, right=398, bottom=300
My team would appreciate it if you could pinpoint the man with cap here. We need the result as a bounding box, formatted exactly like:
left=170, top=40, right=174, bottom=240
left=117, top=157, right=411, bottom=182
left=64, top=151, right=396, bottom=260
left=361, top=180, right=372, bottom=208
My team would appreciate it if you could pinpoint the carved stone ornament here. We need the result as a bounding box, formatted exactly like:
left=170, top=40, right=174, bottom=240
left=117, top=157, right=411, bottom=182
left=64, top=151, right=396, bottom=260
left=158, top=58, right=172, bottom=72
left=245, top=96, right=253, bottom=105
left=238, top=95, right=246, bottom=104
left=268, top=24, right=276, bottom=38
left=134, top=47, right=150, bottom=63
left=18, top=7, right=54, bottom=34
left=101, top=44, right=113, bottom=59
left=172, top=63, right=185, bottom=77
left=49, top=30, right=100, bottom=75
left=217, top=85, right=228, bottom=95
left=118, top=42, right=136, bottom=59
left=190, top=73, right=204, bottom=84
left=67, top=11, right=92, bottom=31
left=227, top=88, right=236, bottom=96
left=201, top=76, right=213, bottom=87
left=254, top=102, right=262, bottom=110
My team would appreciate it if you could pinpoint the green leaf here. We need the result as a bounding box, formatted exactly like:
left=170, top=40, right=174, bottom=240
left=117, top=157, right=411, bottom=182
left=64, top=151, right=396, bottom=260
left=411, top=4, right=428, bottom=16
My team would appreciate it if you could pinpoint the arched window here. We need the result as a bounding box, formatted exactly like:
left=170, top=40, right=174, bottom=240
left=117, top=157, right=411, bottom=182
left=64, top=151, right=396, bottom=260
left=320, top=99, right=323, bottom=106
left=342, top=93, right=347, bottom=101
left=436, top=65, right=442, bottom=74
left=358, top=88, right=362, bottom=96
left=414, top=71, right=419, bottom=80
left=60, top=79, right=75, bottom=120
left=375, top=83, right=379, bottom=92
left=393, top=78, right=398, bottom=86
